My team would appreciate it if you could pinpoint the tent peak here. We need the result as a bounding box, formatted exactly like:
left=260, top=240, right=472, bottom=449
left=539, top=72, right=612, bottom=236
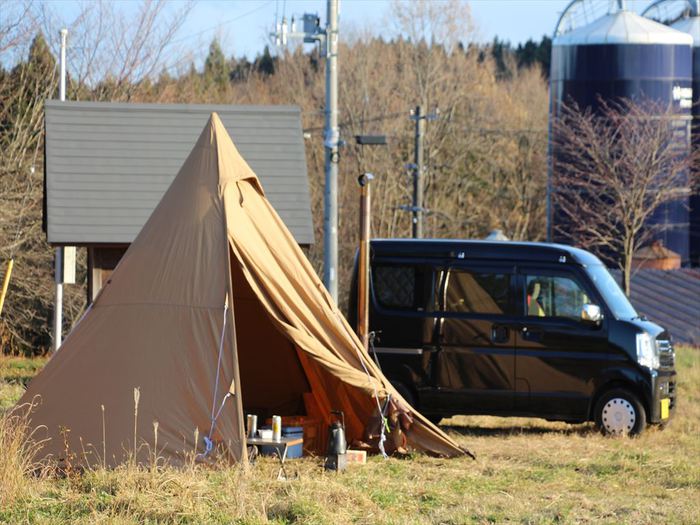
left=202, top=112, right=264, bottom=194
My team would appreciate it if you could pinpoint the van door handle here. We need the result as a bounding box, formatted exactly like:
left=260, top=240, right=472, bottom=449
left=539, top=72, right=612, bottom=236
left=491, top=325, right=509, bottom=343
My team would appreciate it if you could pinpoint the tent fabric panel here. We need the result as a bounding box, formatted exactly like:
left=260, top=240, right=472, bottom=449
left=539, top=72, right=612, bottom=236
left=18, top=305, right=243, bottom=467
left=97, top=127, right=228, bottom=310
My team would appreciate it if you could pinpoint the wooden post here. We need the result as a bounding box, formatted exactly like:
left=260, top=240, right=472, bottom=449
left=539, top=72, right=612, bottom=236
left=357, top=173, right=374, bottom=351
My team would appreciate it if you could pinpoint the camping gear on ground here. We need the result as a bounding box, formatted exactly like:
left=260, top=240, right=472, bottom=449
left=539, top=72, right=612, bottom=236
left=261, top=426, right=303, bottom=458
left=325, top=410, right=348, bottom=471
left=345, top=449, right=367, bottom=465
left=271, top=415, right=282, bottom=441
left=13, top=113, right=468, bottom=468
left=247, top=433, right=303, bottom=480
left=327, top=410, right=347, bottom=455
left=263, top=415, right=323, bottom=455
left=281, top=427, right=304, bottom=458
left=246, top=414, right=258, bottom=438
left=258, top=428, right=273, bottom=439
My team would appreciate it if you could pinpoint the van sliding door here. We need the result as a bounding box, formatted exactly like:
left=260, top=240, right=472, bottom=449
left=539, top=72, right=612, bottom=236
left=368, top=262, right=438, bottom=394
left=428, top=264, right=516, bottom=413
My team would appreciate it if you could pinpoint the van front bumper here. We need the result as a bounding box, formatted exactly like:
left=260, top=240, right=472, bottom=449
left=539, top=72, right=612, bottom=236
left=649, top=370, right=677, bottom=424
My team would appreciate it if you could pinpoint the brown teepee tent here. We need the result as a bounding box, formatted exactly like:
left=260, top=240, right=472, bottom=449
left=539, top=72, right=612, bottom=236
left=17, top=114, right=466, bottom=467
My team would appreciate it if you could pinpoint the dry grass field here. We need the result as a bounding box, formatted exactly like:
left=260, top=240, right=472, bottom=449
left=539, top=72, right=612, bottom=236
left=1, top=348, right=698, bottom=524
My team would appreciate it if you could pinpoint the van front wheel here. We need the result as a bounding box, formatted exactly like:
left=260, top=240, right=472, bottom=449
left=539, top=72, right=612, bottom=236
left=594, top=389, right=646, bottom=436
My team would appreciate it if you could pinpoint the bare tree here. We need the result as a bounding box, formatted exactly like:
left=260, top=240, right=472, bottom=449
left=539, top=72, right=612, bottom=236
left=552, top=98, right=693, bottom=295
left=37, top=0, right=193, bottom=101
left=0, top=0, right=194, bottom=353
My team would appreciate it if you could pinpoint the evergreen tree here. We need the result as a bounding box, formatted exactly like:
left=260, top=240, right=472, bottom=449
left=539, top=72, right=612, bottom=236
left=203, top=38, right=228, bottom=90
left=26, top=33, right=57, bottom=75
left=490, top=37, right=513, bottom=79
left=255, top=46, right=276, bottom=76
left=229, top=56, right=252, bottom=82
left=515, top=36, right=551, bottom=78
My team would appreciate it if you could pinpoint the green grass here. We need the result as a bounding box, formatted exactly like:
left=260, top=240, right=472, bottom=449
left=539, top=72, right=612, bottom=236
left=0, top=356, right=46, bottom=410
left=0, top=348, right=698, bottom=524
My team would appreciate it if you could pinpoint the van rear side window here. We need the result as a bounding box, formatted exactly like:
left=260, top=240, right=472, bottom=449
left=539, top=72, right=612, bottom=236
left=445, top=270, right=512, bottom=314
left=372, top=264, right=434, bottom=312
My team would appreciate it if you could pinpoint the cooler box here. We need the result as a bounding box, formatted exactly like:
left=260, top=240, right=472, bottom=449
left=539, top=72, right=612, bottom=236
left=282, top=426, right=304, bottom=458
left=260, top=426, right=304, bottom=459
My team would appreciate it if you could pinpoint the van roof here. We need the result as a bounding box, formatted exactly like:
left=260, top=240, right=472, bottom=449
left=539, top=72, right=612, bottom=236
left=370, top=239, right=603, bottom=266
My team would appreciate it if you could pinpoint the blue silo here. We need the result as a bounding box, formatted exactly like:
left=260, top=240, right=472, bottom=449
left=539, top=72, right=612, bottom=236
left=548, top=5, right=693, bottom=263
left=669, top=14, right=700, bottom=265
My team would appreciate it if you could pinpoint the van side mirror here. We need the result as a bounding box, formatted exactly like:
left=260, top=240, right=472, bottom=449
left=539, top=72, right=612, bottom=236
left=581, top=304, right=602, bottom=325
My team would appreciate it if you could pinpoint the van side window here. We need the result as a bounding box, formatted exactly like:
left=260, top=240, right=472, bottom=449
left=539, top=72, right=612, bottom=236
left=525, top=274, right=589, bottom=320
left=444, top=270, right=512, bottom=315
left=372, top=264, right=434, bottom=312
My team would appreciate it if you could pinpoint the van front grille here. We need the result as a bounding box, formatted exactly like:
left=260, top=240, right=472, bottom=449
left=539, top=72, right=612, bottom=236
left=669, top=380, right=677, bottom=410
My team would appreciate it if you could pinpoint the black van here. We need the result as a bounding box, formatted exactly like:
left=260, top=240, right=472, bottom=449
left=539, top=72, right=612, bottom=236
left=350, top=239, right=677, bottom=435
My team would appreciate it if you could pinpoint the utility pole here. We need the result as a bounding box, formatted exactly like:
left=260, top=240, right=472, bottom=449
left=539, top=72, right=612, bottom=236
left=411, top=105, right=425, bottom=238
left=322, top=0, right=340, bottom=302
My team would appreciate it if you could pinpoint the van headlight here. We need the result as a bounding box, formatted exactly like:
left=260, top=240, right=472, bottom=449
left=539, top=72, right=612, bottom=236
left=636, top=333, right=659, bottom=370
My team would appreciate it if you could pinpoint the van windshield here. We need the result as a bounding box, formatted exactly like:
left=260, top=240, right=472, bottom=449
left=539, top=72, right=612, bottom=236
left=585, top=264, right=638, bottom=320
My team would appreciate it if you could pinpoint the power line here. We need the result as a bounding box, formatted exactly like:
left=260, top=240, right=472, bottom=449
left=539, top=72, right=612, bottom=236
left=169, top=1, right=275, bottom=46
left=303, top=111, right=405, bottom=133
left=302, top=111, right=547, bottom=137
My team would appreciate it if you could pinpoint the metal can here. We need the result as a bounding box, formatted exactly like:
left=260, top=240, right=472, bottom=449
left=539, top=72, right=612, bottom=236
left=246, top=414, right=258, bottom=438
left=272, top=415, right=282, bottom=441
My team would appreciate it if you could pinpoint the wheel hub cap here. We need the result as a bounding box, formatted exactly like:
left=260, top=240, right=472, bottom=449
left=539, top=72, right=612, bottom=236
left=601, top=398, right=636, bottom=434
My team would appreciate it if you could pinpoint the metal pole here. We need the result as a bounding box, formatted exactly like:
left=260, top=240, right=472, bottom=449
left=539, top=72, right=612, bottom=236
left=323, top=0, right=340, bottom=302
left=357, top=173, right=373, bottom=351
left=412, top=105, right=425, bottom=238
left=53, top=28, right=67, bottom=352
left=59, top=29, right=67, bottom=99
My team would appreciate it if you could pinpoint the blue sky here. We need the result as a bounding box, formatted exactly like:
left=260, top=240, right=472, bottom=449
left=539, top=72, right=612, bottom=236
left=173, top=0, right=571, bottom=58
left=45, top=0, right=656, bottom=65
left=168, top=0, right=656, bottom=59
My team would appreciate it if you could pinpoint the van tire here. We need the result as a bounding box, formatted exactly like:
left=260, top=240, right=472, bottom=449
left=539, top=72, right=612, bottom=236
left=594, top=388, right=646, bottom=436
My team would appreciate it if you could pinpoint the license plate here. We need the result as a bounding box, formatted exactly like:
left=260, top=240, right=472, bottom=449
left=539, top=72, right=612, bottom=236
left=660, top=398, right=670, bottom=420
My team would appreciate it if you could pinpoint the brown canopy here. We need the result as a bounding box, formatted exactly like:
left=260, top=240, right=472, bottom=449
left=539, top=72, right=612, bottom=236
left=17, top=114, right=466, bottom=466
